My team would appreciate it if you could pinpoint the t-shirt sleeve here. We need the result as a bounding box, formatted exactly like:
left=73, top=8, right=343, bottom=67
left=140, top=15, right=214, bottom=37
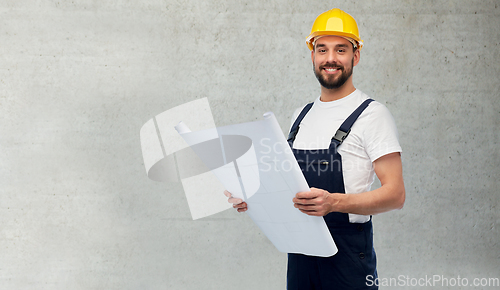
left=362, top=103, right=402, bottom=162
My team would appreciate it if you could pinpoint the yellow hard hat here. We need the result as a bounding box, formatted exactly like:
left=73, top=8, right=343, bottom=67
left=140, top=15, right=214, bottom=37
left=306, top=8, right=363, bottom=51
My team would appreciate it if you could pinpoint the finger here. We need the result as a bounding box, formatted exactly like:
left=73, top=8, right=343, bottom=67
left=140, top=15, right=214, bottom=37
left=233, top=202, right=247, bottom=208
left=293, top=197, right=309, bottom=203
left=297, top=206, right=315, bottom=213
left=223, top=190, right=232, bottom=198
left=295, top=203, right=321, bottom=213
left=293, top=198, right=317, bottom=206
left=295, top=191, right=318, bottom=199
left=295, top=191, right=309, bottom=199
left=228, top=197, right=243, bottom=205
left=295, top=204, right=319, bottom=213
left=234, top=202, right=248, bottom=212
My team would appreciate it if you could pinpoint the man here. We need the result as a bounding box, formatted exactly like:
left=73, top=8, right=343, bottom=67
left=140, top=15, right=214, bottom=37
left=226, top=8, right=405, bottom=289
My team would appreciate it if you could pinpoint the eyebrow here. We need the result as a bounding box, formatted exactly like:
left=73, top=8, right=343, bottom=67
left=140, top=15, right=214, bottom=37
left=315, top=43, right=350, bottom=50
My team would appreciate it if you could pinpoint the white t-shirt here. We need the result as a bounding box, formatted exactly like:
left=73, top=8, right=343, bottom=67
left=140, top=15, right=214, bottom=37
left=291, top=89, right=402, bottom=223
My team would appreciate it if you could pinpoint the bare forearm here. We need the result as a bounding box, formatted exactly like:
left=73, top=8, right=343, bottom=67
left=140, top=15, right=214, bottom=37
left=334, top=153, right=406, bottom=215
left=333, top=182, right=405, bottom=215
left=294, top=152, right=405, bottom=217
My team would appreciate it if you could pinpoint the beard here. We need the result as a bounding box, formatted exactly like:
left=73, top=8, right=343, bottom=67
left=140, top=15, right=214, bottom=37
left=314, top=58, right=354, bottom=90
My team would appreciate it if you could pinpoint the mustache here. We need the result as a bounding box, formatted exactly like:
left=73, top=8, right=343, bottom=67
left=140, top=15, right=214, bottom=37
left=319, top=63, right=343, bottom=70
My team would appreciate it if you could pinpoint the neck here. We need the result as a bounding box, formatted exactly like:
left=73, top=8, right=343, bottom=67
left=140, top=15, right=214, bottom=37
left=319, top=78, right=356, bottom=102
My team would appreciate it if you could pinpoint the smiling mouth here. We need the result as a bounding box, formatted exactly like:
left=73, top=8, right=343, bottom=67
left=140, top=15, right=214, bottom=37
left=323, top=67, right=341, bottom=74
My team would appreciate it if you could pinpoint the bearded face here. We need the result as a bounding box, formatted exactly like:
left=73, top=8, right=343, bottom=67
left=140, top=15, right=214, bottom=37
left=313, top=57, right=354, bottom=90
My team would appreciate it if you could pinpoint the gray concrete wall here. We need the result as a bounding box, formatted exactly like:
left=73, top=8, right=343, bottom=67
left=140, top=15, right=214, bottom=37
left=1, top=0, right=498, bottom=289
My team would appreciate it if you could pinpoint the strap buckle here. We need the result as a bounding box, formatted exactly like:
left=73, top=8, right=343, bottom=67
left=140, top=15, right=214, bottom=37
left=287, top=128, right=298, bottom=142
left=332, top=129, right=350, bottom=143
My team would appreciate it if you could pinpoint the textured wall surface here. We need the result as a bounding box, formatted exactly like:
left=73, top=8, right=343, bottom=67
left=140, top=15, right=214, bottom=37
left=0, top=1, right=499, bottom=289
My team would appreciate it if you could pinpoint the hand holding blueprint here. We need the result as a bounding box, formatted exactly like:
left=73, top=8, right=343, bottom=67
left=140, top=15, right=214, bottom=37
left=140, top=98, right=337, bottom=257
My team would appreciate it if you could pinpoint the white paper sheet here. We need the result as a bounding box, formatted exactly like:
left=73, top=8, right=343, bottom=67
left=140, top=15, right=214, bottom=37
left=176, top=112, right=337, bottom=257
left=139, top=98, right=231, bottom=220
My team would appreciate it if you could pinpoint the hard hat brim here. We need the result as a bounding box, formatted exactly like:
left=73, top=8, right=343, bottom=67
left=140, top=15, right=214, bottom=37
left=306, top=31, right=363, bottom=51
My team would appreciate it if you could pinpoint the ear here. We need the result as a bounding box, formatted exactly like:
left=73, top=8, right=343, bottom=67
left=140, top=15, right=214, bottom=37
left=353, top=49, right=360, bottom=67
left=311, top=49, right=315, bottom=65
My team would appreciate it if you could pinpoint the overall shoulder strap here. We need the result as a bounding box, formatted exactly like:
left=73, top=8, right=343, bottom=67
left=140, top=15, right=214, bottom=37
left=287, top=102, right=313, bottom=146
left=332, top=99, right=374, bottom=146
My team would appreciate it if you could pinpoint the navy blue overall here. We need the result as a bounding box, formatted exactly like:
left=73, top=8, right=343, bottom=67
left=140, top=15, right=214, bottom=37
left=286, top=99, right=377, bottom=290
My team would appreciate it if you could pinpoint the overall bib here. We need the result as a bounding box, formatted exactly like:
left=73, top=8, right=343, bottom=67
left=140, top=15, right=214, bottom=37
left=286, top=99, right=377, bottom=290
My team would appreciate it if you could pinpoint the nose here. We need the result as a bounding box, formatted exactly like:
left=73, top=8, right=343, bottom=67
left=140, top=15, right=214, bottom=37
left=325, top=50, right=338, bottom=64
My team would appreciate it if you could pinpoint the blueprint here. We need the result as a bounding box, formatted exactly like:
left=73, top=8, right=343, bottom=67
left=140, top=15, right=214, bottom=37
left=140, top=98, right=337, bottom=257
left=175, top=112, right=337, bottom=257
